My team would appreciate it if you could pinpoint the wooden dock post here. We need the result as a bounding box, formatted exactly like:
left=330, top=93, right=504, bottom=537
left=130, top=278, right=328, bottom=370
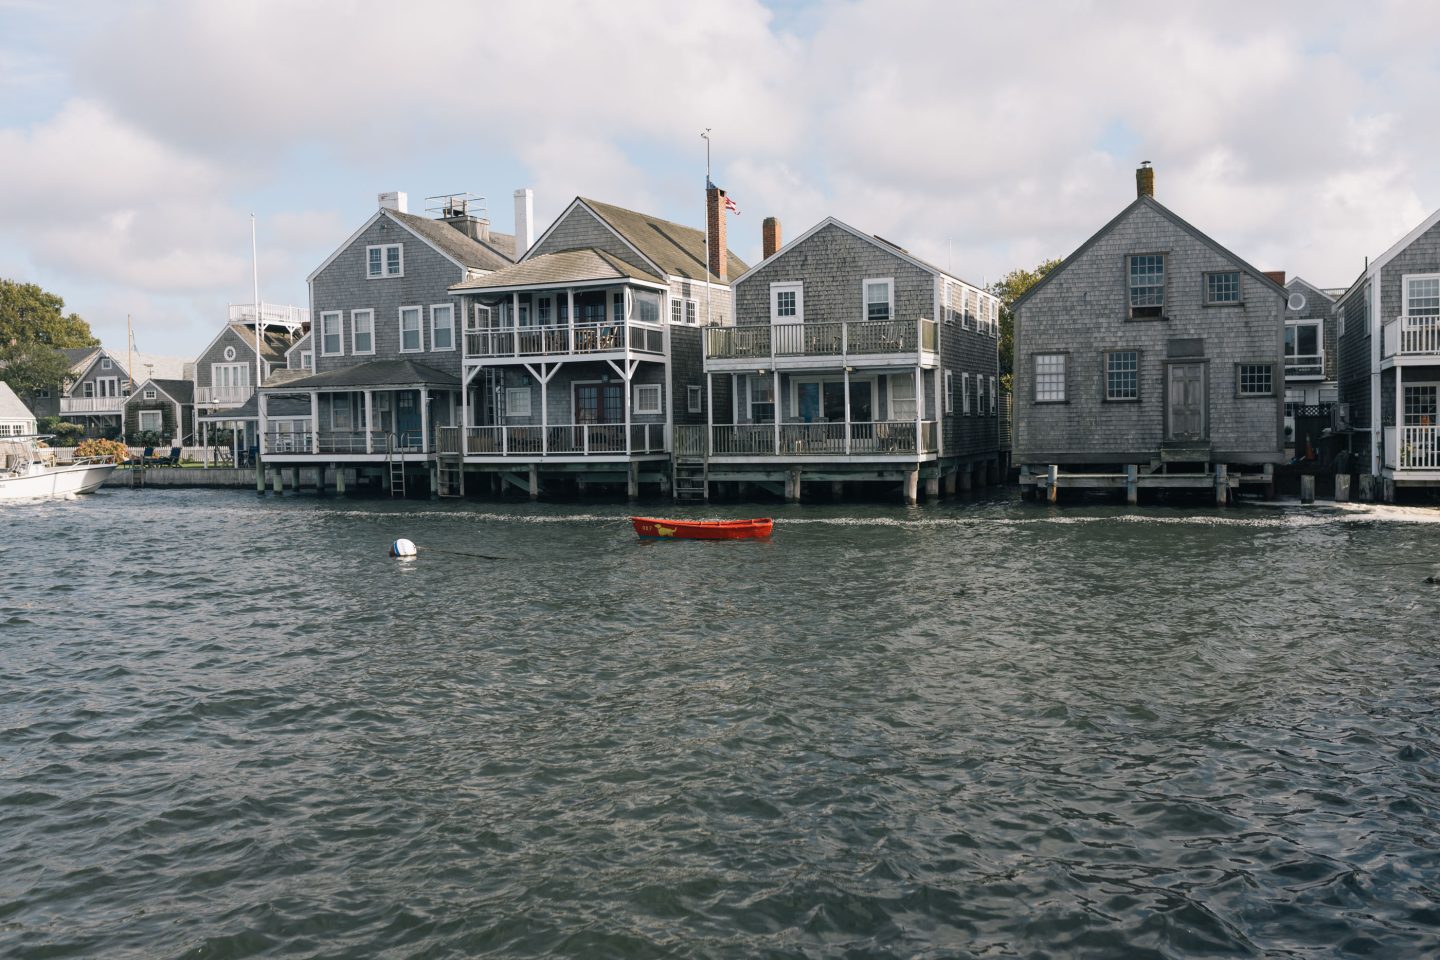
left=627, top=462, right=639, bottom=500
left=1019, top=465, right=1033, bottom=500
left=924, top=476, right=940, bottom=501
left=1334, top=473, right=1350, bottom=502
left=1359, top=474, right=1375, bottom=501
left=831, top=480, right=844, bottom=500
left=335, top=467, right=347, bottom=497
left=528, top=464, right=540, bottom=500
left=271, top=469, right=283, bottom=496
left=1299, top=474, right=1315, bottom=504
left=1383, top=477, right=1396, bottom=503
left=1046, top=464, right=1058, bottom=504
left=1215, top=464, right=1228, bottom=506
left=1126, top=464, right=1138, bottom=505
left=958, top=464, right=973, bottom=495
left=943, top=470, right=957, bottom=496
left=1263, top=462, right=1276, bottom=499
left=787, top=467, right=802, bottom=503
left=903, top=469, right=918, bottom=505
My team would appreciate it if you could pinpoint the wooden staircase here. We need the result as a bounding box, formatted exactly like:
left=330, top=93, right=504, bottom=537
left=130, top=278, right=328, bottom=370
left=673, top=457, right=708, bottom=501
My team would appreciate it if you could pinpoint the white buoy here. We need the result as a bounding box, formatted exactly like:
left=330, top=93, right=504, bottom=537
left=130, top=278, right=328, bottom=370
left=389, top=538, right=417, bottom=558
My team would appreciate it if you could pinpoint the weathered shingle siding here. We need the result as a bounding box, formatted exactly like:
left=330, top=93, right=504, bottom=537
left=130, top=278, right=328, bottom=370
left=1379, top=219, right=1440, bottom=324
left=1284, top=279, right=1339, bottom=383
left=530, top=206, right=655, bottom=275
left=1337, top=283, right=1371, bottom=431
left=938, top=285, right=1001, bottom=458
left=480, top=362, right=667, bottom=426
left=124, top=398, right=191, bottom=441
left=733, top=223, right=933, bottom=327
left=195, top=328, right=260, bottom=390
left=69, top=353, right=126, bottom=394
left=310, top=217, right=469, bottom=379
left=668, top=277, right=732, bottom=327
left=669, top=325, right=706, bottom=426
left=1015, top=202, right=1285, bottom=463
left=287, top=332, right=313, bottom=370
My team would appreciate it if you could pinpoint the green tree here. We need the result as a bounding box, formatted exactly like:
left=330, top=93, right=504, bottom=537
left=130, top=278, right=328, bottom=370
left=990, top=259, right=1062, bottom=391
left=0, top=279, right=101, bottom=405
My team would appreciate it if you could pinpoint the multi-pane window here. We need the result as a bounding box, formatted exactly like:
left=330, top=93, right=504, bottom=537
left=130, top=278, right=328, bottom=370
left=634, top=291, right=661, bottom=323
left=320, top=311, right=342, bottom=355
left=1128, top=254, right=1165, bottom=318
left=1035, top=353, right=1066, bottom=401
left=1406, top=277, right=1440, bottom=316
left=431, top=304, right=455, bottom=351
left=977, top=375, right=986, bottom=413
left=1238, top=363, right=1274, bottom=396
left=613, top=292, right=625, bottom=323
left=1404, top=385, right=1438, bottom=425
left=400, top=306, right=423, bottom=352
left=1106, top=350, right=1139, bottom=400
left=989, top=376, right=997, bottom=414
left=944, top=370, right=954, bottom=414
left=688, top=384, right=703, bottom=414
left=367, top=244, right=403, bottom=279
left=890, top=373, right=916, bottom=419
left=865, top=280, right=892, bottom=321
left=537, top=297, right=552, bottom=324
left=776, top=290, right=796, bottom=317
left=1205, top=271, right=1242, bottom=304
left=634, top=383, right=662, bottom=415
left=351, top=309, right=374, bottom=354
left=749, top=376, right=775, bottom=423
left=961, top=373, right=971, bottom=414
left=671, top=299, right=683, bottom=324
left=685, top=300, right=697, bottom=325
left=505, top=387, right=531, bottom=417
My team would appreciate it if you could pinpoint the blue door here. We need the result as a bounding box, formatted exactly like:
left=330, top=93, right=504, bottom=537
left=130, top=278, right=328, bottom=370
left=396, top=391, right=421, bottom=448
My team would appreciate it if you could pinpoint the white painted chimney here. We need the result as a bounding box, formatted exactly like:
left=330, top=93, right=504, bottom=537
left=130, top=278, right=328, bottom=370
left=378, top=191, right=408, bottom=213
left=514, top=188, right=534, bottom=258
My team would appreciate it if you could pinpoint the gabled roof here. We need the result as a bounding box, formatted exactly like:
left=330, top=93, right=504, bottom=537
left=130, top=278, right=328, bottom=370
left=307, top=207, right=515, bottom=283
left=1286, top=276, right=1336, bottom=302
left=284, top=330, right=312, bottom=359
left=1012, top=195, right=1288, bottom=312
left=266, top=359, right=459, bottom=391
left=128, top=377, right=194, bottom=406
left=451, top=248, right=665, bottom=292
left=1370, top=205, right=1440, bottom=276
left=61, top=347, right=100, bottom=370
left=197, top=393, right=312, bottom=421
left=550, top=197, right=748, bottom=282
left=68, top=347, right=128, bottom=389
left=0, top=381, right=35, bottom=421
left=729, top=216, right=986, bottom=292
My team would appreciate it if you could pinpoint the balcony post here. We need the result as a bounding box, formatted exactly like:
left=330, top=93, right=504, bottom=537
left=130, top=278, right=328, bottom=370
left=567, top=288, right=576, bottom=352
left=706, top=371, right=714, bottom=455
left=310, top=391, right=319, bottom=454
left=540, top=369, right=548, bottom=456
left=511, top=293, right=520, bottom=357
left=841, top=321, right=848, bottom=358
left=1396, top=366, right=1404, bottom=467
left=624, top=364, right=633, bottom=456
left=773, top=369, right=781, bottom=455
left=843, top=365, right=852, bottom=454
left=915, top=363, right=924, bottom=453
left=419, top=387, right=430, bottom=453
left=364, top=390, right=374, bottom=454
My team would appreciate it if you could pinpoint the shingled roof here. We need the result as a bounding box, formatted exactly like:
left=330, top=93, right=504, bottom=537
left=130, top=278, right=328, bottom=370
left=148, top=378, right=194, bottom=405
left=390, top=210, right=515, bottom=273
left=268, top=359, right=459, bottom=391
left=578, top=197, right=748, bottom=282
left=225, top=324, right=292, bottom=362
left=452, top=248, right=664, bottom=292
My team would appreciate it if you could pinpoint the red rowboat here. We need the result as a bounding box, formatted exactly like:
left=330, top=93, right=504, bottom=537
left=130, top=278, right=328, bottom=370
left=630, top=516, right=774, bottom=540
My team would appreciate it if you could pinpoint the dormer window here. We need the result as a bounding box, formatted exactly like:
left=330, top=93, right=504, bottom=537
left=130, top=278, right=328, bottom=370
left=367, top=244, right=403, bottom=279
left=1128, top=254, right=1165, bottom=319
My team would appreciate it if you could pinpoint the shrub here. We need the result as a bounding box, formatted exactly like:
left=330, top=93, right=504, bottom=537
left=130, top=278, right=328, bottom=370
left=74, top=438, right=131, bottom=463
left=38, top=417, right=84, bottom=446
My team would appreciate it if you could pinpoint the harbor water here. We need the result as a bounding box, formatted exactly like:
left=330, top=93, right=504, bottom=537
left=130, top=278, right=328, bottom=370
left=3, top=490, right=1439, bottom=958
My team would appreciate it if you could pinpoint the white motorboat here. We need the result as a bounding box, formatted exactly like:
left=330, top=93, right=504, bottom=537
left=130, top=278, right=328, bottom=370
left=0, top=436, right=118, bottom=499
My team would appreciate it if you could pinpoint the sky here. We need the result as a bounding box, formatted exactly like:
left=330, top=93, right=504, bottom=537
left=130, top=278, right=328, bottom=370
left=3, top=0, right=1440, bottom=361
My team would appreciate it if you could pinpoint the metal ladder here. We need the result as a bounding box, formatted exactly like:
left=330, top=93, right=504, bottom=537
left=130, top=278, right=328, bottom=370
left=386, top=433, right=406, bottom=498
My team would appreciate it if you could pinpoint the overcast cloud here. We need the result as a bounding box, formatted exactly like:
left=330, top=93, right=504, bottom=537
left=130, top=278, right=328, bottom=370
left=2, top=0, right=1439, bottom=357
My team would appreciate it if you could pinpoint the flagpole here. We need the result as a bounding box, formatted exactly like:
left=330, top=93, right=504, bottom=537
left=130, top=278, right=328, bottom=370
left=252, top=213, right=262, bottom=486
left=701, top=128, right=712, bottom=328
left=126, top=313, right=133, bottom=445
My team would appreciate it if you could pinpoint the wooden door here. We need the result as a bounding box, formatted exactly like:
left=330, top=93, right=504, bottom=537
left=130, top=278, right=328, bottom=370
left=1167, top=363, right=1206, bottom=440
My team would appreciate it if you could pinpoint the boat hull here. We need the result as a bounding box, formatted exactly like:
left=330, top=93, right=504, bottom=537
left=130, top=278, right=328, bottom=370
left=0, top=462, right=117, bottom=499
left=631, top=516, right=773, bottom=540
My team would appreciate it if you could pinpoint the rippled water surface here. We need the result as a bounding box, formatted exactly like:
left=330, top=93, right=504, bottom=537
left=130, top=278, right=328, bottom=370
left=3, top=489, right=1440, bottom=958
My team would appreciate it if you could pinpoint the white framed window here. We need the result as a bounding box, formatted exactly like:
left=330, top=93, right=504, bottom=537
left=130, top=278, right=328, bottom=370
left=505, top=387, right=531, bottom=417
left=864, top=278, right=893, bottom=322
left=978, top=374, right=987, bottom=413
left=320, top=311, right=343, bottom=356
left=961, top=373, right=971, bottom=415
left=990, top=299, right=1000, bottom=336
left=300, top=350, right=313, bottom=369
left=1285, top=321, right=1323, bottom=377
left=633, top=290, right=661, bottom=323
left=367, top=243, right=403, bottom=279
left=1128, top=254, right=1165, bottom=318
left=748, top=376, right=775, bottom=423
left=1035, top=353, right=1066, bottom=402
left=431, top=304, right=455, bottom=351
left=537, top=297, right=552, bottom=324
left=1237, top=363, right=1274, bottom=397
left=1405, top=275, right=1440, bottom=317
left=771, top=282, right=804, bottom=324
left=989, top=376, right=997, bottom=414
left=329, top=394, right=352, bottom=430
left=138, top=409, right=162, bottom=432
left=100, top=357, right=111, bottom=370
left=687, top=384, right=703, bottom=414
left=671, top=298, right=699, bottom=325
left=889, top=373, right=916, bottom=419
left=82, top=381, right=94, bottom=398
left=143, top=388, right=157, bottom=400
left=1403, top=383, right=1439, bottom=425
left=1106, top=350, right=1139, bottom=401
left=634, top=383, right=662, bottom=415
left=944, top=370, right=954, bottom=413
left=350, top=309, right=374, bottom=355
left=399, top=306, right=423, bottom=352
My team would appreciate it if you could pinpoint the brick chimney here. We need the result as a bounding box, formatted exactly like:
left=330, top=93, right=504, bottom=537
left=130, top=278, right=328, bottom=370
left=1136, top=162, right=1154, bottom=199
left=706, top=183, right=728, bottom=281
left=762, top=216, right=781, bottom=259
left=1263, top=270, right=1286, bottom=286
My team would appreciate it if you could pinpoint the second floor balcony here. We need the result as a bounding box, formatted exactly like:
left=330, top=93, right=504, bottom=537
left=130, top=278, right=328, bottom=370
left=705, top=318, right=938, bottom=369
left=464, top=320, right=665, bottom=362
left=196, top=384, right=255, bottom=407
left=1283, top=352, right=1325, bottom=379
left=1382, top=315, right=1440, bottom=360
left=60, top=396, right=126, bottom=415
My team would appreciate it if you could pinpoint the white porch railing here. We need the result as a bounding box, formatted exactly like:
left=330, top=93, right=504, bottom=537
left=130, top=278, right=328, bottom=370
left=262, top=431, right=429, bottom=455
left=196, top=385, right=255, bottom=406
left=705, top=420, right=939, bottom=457
left=59, top=397, right=125, bottom=414
left=1382, top=315, right=1440, bottom=358
left=706, top=318, right=938, bottom=361
left=1284, top=353, right=1324, bottom=378
left=464, top=321, right=665, bottom=359
left=463, top=422, right=666, bottom=456
left=229, top=303, right=309, bottom=328
left=1389, top=425, right=1440, bottom=470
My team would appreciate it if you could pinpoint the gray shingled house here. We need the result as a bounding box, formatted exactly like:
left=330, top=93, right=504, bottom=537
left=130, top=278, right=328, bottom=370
left=57, top=347, right=130, bottom=438
left=1012, top=165, right=1286, bottom=502
left=696, top=216, right=1002, bottom=503
left=193, top=305, right=306, bottom=461
left=448, top=188, right=746, bottom=499
left=258, top=191, right=515, bottom=495
left=123, top=378, right=195, bottom=447
left=1334, top=204, right=1440, bottom=499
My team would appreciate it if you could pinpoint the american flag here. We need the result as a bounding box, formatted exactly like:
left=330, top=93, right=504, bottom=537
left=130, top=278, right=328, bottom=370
left=724, top=195, right=740, bottom=216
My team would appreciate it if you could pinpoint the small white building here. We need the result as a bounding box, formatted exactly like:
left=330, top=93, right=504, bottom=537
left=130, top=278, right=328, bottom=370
left=0, top=381, right=39, bottom=435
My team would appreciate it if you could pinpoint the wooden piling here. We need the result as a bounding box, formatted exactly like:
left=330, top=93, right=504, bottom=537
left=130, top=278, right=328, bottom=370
left=528, top=464, right=540, bottom=500
left=1300, top=474, right=1315, bottom=504
left=1046, top=464, right=1058, bottom=504
left=271, top=470, right=283, bottom=496
left=903, top=469, right=918, bottom=505
left=1215, top=464, right=1228, bottom=506
left=1359, top=474, right=1375, bottom=501
left=1334, top=473, right=1350, bottom=502
left=924, top=476, right=940, bottom=501
left=1126, top=464, right=1138, bottom=505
